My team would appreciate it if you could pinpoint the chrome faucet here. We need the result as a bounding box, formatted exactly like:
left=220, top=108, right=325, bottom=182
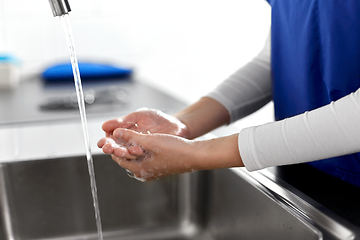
left=48, top=0, right=71, bottom=17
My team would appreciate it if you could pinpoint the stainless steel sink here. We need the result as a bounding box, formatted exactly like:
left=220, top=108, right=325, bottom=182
left=0, top=154, right=357, bottom=240
left=2, top=79, right=358, bottom=239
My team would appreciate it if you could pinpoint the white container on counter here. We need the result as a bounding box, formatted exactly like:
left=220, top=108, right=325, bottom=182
left=0, top=55, right=20, bottom=90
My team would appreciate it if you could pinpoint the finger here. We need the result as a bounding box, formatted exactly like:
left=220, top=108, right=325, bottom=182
left=102, top=117, right=135, bottom=133
left=113, top=147, right=137, bottom=160
left=111, top=155, right=138, bottom=171
left=97, top=138, right=107, bottom=148
left=128, top=145, right=144, bottom=156
left=99, top=138, right=132, bottom=158
left=102, top=143, right=115, bottom=154
left=98, top=137, right=117, bottom=154
left=128, top=125, right=141, bottom=132
left=113, top=128, right=144, bottom=144
left=111, top=155, right=128, bottom=167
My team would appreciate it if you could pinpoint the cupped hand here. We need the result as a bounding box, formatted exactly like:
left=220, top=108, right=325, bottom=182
left=102, top=108, right=189, bottom=138
left=97, top=128, right=200, bottom=181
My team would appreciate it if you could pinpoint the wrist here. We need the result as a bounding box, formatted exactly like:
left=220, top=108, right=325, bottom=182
left=173, top=97, right=230, bottom=140
left=192, top=134, right=244, bottom=171
left=174, top=115, right=193, bottom=139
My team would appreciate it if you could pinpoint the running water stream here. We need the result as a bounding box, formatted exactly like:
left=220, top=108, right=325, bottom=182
left=60, top=14, right=104, bottom=240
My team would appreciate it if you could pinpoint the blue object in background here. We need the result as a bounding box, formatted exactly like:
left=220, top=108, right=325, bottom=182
left=0, top=54, right=20, bottom=65
left=268, top=0, right=360, bottom=188
left=42, top=62, right=133, bottom=82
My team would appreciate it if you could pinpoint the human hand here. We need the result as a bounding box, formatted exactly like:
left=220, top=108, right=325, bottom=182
left=101, top=108, right=189, bottom=138
left=97, top=128, right=199, bottom=181
left=97, top=128, right=243, bottom=181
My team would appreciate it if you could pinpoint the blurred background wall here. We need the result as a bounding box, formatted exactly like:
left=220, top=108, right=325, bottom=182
left=0, top=0, right=272, bottom=127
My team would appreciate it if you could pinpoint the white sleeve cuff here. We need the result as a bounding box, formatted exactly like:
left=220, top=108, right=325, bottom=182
left=238, top=126, right=263, bottom=171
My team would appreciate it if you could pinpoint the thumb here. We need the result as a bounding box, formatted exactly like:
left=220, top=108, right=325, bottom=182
left=113, top=128, right=142, bottom=145
left=102, top=113, right=138, bottom=133
left=114, top=128, right=147, bottom=156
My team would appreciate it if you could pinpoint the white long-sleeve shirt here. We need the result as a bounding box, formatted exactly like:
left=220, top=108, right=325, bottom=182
left=206, top=35, right=360, bottom=171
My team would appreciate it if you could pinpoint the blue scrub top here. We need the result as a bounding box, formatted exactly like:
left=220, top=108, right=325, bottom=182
left=267, top=0, right=360, bottom=187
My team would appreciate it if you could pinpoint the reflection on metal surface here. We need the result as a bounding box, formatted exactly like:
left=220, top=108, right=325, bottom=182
left=0, top=166, right=14, bottom=240
left=255, top=169, right=358, bottom=240
left=39, top=87, right=129, bottom=111
left=0, top=155, right=358, bottom=239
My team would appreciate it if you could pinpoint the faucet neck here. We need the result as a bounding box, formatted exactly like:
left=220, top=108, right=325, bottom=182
left=48, top=0, right=71, bottom=17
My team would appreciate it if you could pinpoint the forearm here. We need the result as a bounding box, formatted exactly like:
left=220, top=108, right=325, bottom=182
left=173, top=97, right=230, bottom=139
left=240, top=89, right=360, bottom=171
left=194, top=133, right=244, bottom=170
left=175, top=33, right=271, bottom=140
left=206, top=32, right=272, bottom=123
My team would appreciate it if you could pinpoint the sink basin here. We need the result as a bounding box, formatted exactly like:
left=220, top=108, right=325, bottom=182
left=2, top=78, right=358, bottom=239
left=0, top=154, right=357, bottom=240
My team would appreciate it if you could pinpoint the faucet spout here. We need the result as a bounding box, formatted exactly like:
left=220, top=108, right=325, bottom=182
left=48, top=0, right=71, bottom=17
